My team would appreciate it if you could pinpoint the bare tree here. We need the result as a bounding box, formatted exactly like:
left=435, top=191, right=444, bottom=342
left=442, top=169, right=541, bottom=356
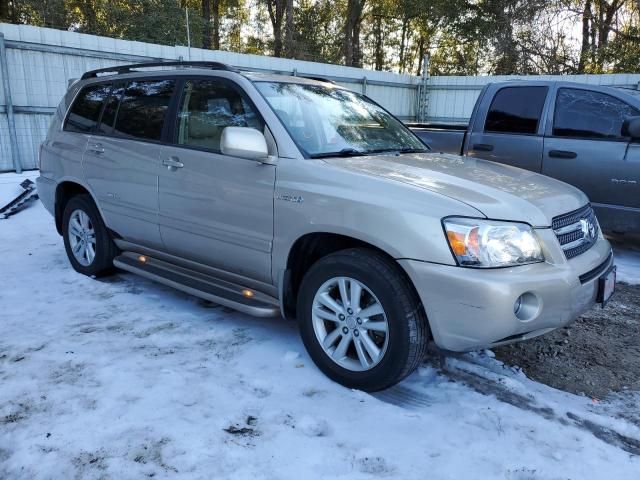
left=264, top=0, right=293, bottom=57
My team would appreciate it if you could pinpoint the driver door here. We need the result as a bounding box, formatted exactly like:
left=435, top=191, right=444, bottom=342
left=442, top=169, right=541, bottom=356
left=542, top=87, right=640, bottom=217
left=157, top=77, right=276, bottom=283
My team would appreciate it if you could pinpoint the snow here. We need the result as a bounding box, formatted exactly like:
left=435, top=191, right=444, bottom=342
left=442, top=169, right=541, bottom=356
left=1, top=173, right=639, bottom=479
left=608, top=234, right=640, bottom=285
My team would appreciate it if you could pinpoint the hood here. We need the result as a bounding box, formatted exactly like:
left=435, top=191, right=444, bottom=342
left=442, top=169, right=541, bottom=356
left=324, top=152, right=588, bottom=227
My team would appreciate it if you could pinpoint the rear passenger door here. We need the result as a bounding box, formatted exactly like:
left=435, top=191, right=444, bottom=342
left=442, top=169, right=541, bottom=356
left=542, top=87, right=640, bottom=212
left=157, top=77, right=276, bottom=284
left=466, top=86, right=549, bottom=172
left=83, top=79, right=175, bottom=249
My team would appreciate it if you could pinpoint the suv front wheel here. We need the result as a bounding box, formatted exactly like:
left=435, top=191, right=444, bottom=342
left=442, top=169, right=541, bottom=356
left=62, top=194, right=118, bottom=277
left=297, top=248, right=430, bottom=391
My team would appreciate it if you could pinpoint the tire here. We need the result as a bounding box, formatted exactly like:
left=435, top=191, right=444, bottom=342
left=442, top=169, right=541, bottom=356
left=297, top=248, right=430, bottom=392
left=62, top=194, right=118, bottom=277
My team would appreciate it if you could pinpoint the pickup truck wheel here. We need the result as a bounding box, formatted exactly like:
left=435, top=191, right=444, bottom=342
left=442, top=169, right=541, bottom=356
left=297, top=248, right=429, bottom=391
left=62, top=195, right=117, bottom=277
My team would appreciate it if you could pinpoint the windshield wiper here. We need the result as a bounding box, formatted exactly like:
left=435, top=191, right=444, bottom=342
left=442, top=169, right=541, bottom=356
left=310, top=148, right=367, bottom=159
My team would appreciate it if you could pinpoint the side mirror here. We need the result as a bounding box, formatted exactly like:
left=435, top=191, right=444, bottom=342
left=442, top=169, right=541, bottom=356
left=622, top=116, right=640, bottom=140
left=220, top=126, right=270, bottom=161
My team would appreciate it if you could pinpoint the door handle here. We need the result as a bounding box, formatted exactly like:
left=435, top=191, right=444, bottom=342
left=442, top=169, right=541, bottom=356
left=87, top=142, right=104, bottom=154
left=163, top=157, right=184, bottom=171
left=473, top=143, right=494, bottom=152
left=548, top=150, right=577, bottom=159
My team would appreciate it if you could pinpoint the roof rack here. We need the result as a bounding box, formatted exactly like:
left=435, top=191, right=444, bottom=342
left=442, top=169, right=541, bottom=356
left=299, top=75, right=336, bottom=84
left=80, top=61, right=237, bottom=80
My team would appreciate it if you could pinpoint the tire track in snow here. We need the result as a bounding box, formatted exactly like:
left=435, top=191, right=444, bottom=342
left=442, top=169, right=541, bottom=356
left=375, top=355, right=640, bottom=456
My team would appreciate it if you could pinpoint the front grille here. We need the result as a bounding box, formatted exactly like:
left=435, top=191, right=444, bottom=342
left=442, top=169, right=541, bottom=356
left=552, top=204, right=599, bottom=259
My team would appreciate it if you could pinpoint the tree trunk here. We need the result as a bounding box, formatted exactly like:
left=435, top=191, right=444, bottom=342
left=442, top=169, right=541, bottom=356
left=285, top=0, right=294, bottom=57
left=202, top=0, right=212, bottom=49
left=0, top=0, right=9, bottom=22
left=212, top=0, right=220, bottom=50
left=578, top=0, right=592, bottom=72
left=266, top=0, right=285, bottom=57
left=416, top=35, right=425, bottom=76
left=372, top=15, right=383, bottom=70
left=399, top=17, right=409, bottom=73
left=343, top=0, right=365, bottom=67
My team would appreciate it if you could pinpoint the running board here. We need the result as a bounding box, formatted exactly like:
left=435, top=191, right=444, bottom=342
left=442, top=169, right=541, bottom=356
left=113, top=252, right=281, bottom=317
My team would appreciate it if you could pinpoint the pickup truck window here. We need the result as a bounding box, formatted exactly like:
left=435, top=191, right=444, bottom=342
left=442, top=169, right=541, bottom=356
left=64, top=83, right=111, bottom=133
left=484, top=86, right=548, bottom=135
left=175, top=79, right=264, bottom=153
left=553, top=88, right=640, bottom=140
left=255, top=81, right=426, bottom=157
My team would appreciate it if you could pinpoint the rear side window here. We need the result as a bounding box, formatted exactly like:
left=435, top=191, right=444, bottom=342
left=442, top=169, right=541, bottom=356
left=113, top=80, right=175, bottom=141
left=484, top=86, right=548, bottom=135
left=97, top=84, right=124, bottom=135
left=553, top=88, right=640, bottom=140
left=64, top=83, right=111, bottom=133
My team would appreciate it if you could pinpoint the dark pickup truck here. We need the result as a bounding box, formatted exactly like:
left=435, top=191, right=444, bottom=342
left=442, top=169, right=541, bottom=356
left=409, top=81, right=640, bottom=233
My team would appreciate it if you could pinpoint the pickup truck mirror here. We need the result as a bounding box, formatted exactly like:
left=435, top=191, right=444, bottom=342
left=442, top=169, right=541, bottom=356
left=220, top=126, right=270, bottom=161
left=621, top=116, right=640, bottom=140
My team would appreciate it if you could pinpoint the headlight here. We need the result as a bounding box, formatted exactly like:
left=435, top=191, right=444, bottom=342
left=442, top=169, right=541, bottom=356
left=443, top=218, right=544, bottom=268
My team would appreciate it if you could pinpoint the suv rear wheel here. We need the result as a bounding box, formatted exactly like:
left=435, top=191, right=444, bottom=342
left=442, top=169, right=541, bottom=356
left=297, top=248, right=430, bottom=391
left=62, top=195, right=117, bottom=277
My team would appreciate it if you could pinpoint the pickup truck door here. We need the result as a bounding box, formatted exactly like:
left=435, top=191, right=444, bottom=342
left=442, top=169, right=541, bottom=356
left=157, top=77, right=275, bottom=284
left=542, top=86, right=640, bottom=225
left=465, top=85, right=549, bottom=172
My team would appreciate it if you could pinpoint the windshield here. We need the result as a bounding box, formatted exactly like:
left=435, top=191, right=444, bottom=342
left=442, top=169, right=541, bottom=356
left=254, top=81, right=428, bottom=158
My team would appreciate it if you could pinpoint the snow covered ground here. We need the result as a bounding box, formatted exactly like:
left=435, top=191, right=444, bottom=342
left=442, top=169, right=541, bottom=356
left=1, top=173, right=639, bottom=479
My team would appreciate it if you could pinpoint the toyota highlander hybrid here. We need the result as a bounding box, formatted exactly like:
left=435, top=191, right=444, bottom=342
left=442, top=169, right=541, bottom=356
left=37, top=61, right=616, bottom=391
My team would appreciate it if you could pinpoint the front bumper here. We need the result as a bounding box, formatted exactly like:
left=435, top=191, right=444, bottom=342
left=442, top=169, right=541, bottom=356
left=399, top=230, right=614, bottom=352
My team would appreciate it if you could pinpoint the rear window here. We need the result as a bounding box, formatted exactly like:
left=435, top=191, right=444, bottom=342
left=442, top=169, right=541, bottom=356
left=113, top=80, right=175, bottom=141
left=484, top=86, right=548, bottom=135
left=64, top=83, right=111, bottom=133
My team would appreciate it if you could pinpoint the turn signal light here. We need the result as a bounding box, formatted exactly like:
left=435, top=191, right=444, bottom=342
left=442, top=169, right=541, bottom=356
left=446, top=231, right=467, bottom=256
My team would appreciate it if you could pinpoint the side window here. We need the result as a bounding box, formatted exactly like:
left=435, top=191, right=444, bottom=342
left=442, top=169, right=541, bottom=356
left=113, top=80, right=175, bottom=141
left=553, top=88, right=640, bottom=140
left=64, top=83, right=111, bottom=133
left=484, top=86, right=548, bottom=135
left=176, top=79, right=264, bottom=152
left=97, top=84, right=124, bottom=135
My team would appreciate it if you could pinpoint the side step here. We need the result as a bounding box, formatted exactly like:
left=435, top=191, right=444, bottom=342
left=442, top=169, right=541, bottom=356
left=113, top=252, right=281, bottom=317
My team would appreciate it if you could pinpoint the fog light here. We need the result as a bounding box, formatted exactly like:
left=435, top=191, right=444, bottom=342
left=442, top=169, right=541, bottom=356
left=514, top=296, right=523, bottom=315
left=513, top=292, right=541, bottom=321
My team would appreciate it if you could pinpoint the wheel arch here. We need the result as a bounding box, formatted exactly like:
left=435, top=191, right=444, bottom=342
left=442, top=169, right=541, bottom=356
left=280, top=231, right=422, bottom=321
left=54, top=181, right=99, bottom=235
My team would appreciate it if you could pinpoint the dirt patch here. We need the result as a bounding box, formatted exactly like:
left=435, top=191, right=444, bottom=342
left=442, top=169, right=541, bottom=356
left=494, top=282, right=640, bottom=399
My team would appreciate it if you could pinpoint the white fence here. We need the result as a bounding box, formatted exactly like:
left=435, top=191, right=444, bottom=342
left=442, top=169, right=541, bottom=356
left=0, top=23, right=423, bottom=172
left=425, top=73, right=640, bottom=124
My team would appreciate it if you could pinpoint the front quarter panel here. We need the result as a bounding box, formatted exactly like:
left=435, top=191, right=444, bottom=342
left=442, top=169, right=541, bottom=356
left=272, top=157, right=483, bottom=278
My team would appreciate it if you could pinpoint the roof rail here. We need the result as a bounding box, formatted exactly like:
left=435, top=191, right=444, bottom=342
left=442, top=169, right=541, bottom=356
left=300, top=75, right=336, bottom=84
left=80, top=61, right=237, bottom=80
